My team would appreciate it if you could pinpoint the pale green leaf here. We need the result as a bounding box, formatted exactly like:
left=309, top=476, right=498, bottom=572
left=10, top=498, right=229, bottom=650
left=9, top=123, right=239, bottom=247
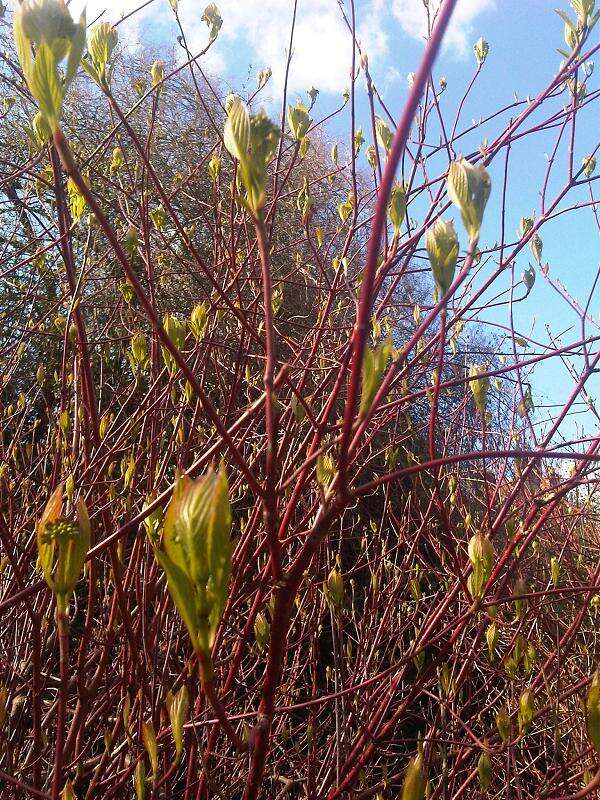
left=30, top=42, right=63, bottom=127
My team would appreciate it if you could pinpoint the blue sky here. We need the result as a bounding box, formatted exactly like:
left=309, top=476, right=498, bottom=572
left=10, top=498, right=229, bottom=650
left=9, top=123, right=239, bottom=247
left=69, top=1, right=600, bottom=441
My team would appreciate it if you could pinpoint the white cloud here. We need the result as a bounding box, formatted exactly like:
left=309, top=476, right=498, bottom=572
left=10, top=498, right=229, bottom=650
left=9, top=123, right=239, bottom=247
left=183, top=0, right=389, bottom=97
left=65, top=0, right=388, bottom=97
left=69, top=0, right=167, bottom=45
left=382, top=64, right=403, bottom=95
left=197, top=0, right=352, bottom=95
left=391, top=0, right=495, bottom=55
left=61, top=0, right=492, bottom=96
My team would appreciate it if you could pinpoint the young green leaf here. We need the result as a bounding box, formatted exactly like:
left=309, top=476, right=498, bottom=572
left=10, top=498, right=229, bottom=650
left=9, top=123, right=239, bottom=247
left=360, top=339, right=391, bottom=417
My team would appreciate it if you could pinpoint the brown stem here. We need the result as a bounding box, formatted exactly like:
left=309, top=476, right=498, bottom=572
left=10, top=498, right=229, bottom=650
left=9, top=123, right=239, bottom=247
left=254, top=218, right=281, bottom=582
left=196, top=649, right=246, bottom=754
left=52, top=600, right=69, bottom=800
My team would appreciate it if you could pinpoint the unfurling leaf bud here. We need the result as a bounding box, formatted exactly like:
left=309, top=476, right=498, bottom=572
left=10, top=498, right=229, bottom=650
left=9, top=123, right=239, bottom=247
left=478, top=750, right=492, bottom=792
left=165, top=685, right=188, bottom=763
left=338, top=192, right=354, bottom=223
left=142, top=720, right=158, bottom=775
left=257, top=68, right=272, bottom=88
left=125, top=224, right=139, bottom=258
left=550, top=556, right=560, bottom=587
left=254, top=612, right=270, bottom=652
left=14, top=0, right=86, bottom=128
left=224, top=97, right=279, bottom=213
left=150, top=60, right=164, bottom=89
left=447, top=158, right=491, bottom=242
left=84, top=22, right=118, bottom=88
left=152, top=466, right=233, bottom=654
left=131, top=332, right=148, bottom=369
left=486, top=622, right=498, bottom=662
left=88, top=22, right=118, bottom=70
left=360, top=338, right=392, bottom=416
left=36, top=484, right=90, bottom=609
left=401, top=754, right=426, bottom=800
left=325, top=567, right=345, bottom=613
left=366, top=145, right=377, bottom=169
left=19, top=0, right=75, bottom=55
left=208, top=153, right=221, bottom=181
left=518, top=689, right=534, bottom=734
left=583, top=155, right=597, bottom=177
left=524, top=642, right=536, bottom=675
left=468, top=364, right=490, bottom=413
left=522, top=265, right=535, bottom=292
left=467, top=532, right=494, bottom=600
left=375, top=117, right=393, bottom=153
left=388, top=182, right=406, bottom=235
left=290, top=393, right=307, bottom=422
left=161, top=313, right=186, bottom=373
left=201, top=3, right=223, bottom=41
left=513, top=576, right=528, bottom=620
left=190, top=302, right=208, bottom=339
left=297, top=177, right=314, bottom=222
left=530, top=233, right=543, bottom=263
left=573, top=0, right=595, bottom=27
left=426, top=219, right=459, bottom=297
left=133, top=77, right=147, bottom=98
left=135, top=760, right=145, bottom=800
left=33, top=110, right=52, bottom=144
left=61, top=781, right=77, bottom=800
left=354, top=127, right=365, bottom=155
left=586, top=668, right=600, bottom=759
left=287, top=100, right=312, bottom=141
left=520, top=216, right=534, bottom=236
left=495, top=705, right=512, bottom=744
left=142, top=497, right=162, bottom=543
left=110, top=146, right=124, bottom=173
left=474, top=37, right=489, bottom=65
left=150, top=204, right=166, bottom=230
left=316, top=453, right=335, bottom=491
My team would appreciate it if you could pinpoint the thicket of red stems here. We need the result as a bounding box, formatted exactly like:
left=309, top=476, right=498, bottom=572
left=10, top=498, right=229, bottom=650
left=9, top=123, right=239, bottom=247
left=1, top=0, right=600, bottom=798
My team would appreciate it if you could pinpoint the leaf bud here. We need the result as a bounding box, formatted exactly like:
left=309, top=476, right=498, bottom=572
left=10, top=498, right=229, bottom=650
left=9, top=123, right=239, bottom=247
left=426, top=219, right=459, bottom=297
left=447, top=157, right=491, bottom=242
